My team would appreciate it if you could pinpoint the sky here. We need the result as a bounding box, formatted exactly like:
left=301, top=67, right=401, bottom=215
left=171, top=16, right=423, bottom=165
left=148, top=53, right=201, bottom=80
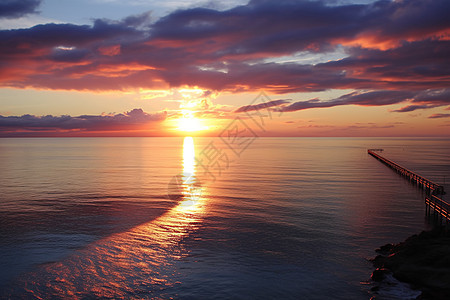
left=0, top=0, right=449, bottom=137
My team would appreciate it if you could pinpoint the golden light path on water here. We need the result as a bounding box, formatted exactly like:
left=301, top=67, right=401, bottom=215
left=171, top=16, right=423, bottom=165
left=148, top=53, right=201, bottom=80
left=10, top=137, right=205, bottom=299
left=183, top=136, right=195, bottom=178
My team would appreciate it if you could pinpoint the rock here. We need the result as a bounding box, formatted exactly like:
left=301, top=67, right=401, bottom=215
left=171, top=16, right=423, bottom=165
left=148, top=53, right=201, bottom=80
left=370, top=286, right=380, bottom=292
left=371, top=268, right=390, bottom=282
left=375, top=243, right=394, bottom=255
left=370, top=228, right=450, bottom=299
left=370, top=254, right=386, bottom=268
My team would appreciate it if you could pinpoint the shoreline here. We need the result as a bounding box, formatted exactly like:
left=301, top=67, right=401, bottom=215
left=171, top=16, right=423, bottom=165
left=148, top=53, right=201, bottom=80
left=370, top=228, right=450, bottom=299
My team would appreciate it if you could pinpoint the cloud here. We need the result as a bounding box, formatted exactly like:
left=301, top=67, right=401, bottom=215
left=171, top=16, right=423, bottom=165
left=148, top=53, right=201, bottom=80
left=0, top=109, right=166, bottom=134
left=344, top=124, right=395, bottom=129
left=235, top=99, right=290, bottom=113
left=0, top=0, right=448, bottom=99
left=428, top=113, right=450, bottom=119
left=280, top=90, right=414, bottom=112
left=278, top=88, right=450, bottom=112
left=390, top=89, right=450, bottom=112
left=0, top=0, right=41, bottom=19
left=295, top=122, right=399, bottom=131
left=150, top=0, right=450, bottom=53
left=391, top=104, right=439, bottom=113
left=298, top=124, right=334, bottom=129
left=412, top=88, right=450, bottom=104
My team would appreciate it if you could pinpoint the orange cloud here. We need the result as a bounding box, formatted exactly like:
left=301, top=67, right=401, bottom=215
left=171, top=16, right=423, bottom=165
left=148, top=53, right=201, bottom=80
left=98, top=45, right=121, bottom=56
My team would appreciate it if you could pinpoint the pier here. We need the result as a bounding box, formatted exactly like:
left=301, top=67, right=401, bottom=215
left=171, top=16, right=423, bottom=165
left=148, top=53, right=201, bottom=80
left=425, top=195, right=450, bottom=224
left=368, top=149, right=448, bottom=223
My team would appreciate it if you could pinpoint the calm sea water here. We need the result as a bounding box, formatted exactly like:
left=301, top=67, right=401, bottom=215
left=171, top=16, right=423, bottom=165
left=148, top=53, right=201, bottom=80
left=0, top=137, right=449, bottom=299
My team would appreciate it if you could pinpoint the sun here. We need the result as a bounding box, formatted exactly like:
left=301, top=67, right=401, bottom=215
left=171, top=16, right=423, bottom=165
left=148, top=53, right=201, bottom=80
left=178, top=117, right=203, bottom=132
left=177, top=111, right=209, bottom=132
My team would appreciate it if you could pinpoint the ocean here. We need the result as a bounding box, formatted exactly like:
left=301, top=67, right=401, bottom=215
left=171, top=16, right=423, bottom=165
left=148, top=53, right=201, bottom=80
left=1, top=137, right=449, bottom=299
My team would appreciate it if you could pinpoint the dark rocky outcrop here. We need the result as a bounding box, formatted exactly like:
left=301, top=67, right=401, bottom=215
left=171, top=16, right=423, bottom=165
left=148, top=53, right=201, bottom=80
left=371, top=229, right=450, bottom=299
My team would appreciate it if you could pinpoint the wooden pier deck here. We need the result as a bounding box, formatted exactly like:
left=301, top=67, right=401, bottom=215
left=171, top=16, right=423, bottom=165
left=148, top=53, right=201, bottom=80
left=368, top=149, right=449, bottom=222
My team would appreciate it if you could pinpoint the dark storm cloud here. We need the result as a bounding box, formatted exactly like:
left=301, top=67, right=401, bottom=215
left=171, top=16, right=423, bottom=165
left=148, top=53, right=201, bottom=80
left=0, top=0, right=449, bottom=109
left=0, top=109, right=166, bottom=131
left=0, top=0, right=41, bottom=18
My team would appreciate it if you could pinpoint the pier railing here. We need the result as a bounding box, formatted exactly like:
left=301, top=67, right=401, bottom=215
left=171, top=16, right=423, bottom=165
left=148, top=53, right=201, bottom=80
left=368, top=149, right=448, bottom=222
left=368, top=149, right=443, bottom=194
left=425, top=195, right=450, bottom=222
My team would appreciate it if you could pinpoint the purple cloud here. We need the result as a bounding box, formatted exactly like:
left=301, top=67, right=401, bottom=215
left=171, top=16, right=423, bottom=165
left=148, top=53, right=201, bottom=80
left=150, top=0, right=450, bottom=56
left=0, top=109, right=166, bottom=133
left=279, top=88, right=450, bottom=112
left=413, top=88, right=450, bottom=104
left=0, top=0, right=448, bottom=109
left=235, top=99, right=290, bottom=113
left=428, top=113, right=450, bottom=119
left=0, top=0, right=41, bottom=19
left=280, top=90, right=415, bottom=112
left=392, top=104, right=440, bottom=113
left=390, top=89, right=450, bottom=112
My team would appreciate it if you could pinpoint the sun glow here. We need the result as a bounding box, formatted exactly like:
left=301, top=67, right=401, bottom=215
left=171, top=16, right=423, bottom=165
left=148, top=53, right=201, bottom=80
left=177, top=111, right=209, bottom=132
left=173, top=86, right=211, bottom=133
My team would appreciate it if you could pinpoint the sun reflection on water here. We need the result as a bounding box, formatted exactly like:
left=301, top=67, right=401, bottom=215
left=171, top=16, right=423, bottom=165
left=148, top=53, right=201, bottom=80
left=183, top=136, right=195, bottom=176
left=181, top=136, right=202, bottom=206
left=7, top=137, right=206, bottom=299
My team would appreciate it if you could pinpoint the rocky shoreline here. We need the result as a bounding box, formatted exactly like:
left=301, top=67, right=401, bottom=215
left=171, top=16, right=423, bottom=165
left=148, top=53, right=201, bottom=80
left=370, top=229, right=450, bottom=299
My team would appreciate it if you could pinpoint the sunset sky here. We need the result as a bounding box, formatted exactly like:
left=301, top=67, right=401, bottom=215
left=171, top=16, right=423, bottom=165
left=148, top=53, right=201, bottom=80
left=0, top=0, right=449, bottom=137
